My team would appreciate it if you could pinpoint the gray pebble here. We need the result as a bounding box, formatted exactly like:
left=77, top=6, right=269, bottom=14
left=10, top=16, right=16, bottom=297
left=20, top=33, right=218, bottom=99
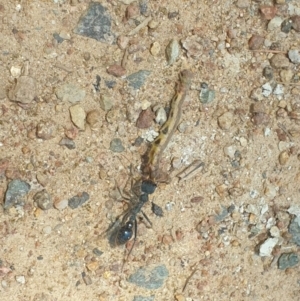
left=263, top=66, right=273, bottom=80
left=68, top=192, right=90, bottom=209
left=33, top=189, right=53, bottom=210
left=36, top=119, right=56, bottom=140
left=74, top=2, right=115, bottom=44
left=133, top=296, right=154, bottom=301
left=214, top=206, right=229, bottom=222
left=289, top=217, right=300, bottom=246
left=59, top=138, right=76, bottom=149
left=8, top=76, right=36, bottom=104
left=281, top=19, right=293, bottom=33
left=100, top=94, right=113, bottom=111
left=92, top=248, right=103, bottom=256
left=165, top=39, right=180, bottom=65
left=199, top=83, right=215, bottom=104
left=4, top=179, right=31, bottom=209
left=69, top=104, right=86, bottom=130
left=15, top=275, right=26, bottom=284
left=267, top=16, right=283, bottom=31
left=262, top=82, right=273, bottom=97
left=128, top=264, right=169, bottom=289
left=127, top=70, right=151, bottom=90
left=110, top=138, right=125, bottom=152
left=288, top=49, right=300, bottom=64
left=56, top=83, right=86, bottom=103
left=53, top=32, right=64, bottom=44
left=278, top=253, right=299, bottom=270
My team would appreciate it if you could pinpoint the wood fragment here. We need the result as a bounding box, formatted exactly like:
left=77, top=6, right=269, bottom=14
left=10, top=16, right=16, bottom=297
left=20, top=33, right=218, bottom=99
left=177, top=160, right=204, bottom=182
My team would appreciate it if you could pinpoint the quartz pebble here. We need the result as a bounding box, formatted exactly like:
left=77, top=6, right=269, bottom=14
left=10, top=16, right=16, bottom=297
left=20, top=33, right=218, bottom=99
left=69, top=104, right=86, bottom=130
left=155, top=107, right=167, bottom=125
left=15, top=275, right=26, bottom=284
left=288, top=49, right=300, bottom=64
left=259, top=237, right=278, bottom=256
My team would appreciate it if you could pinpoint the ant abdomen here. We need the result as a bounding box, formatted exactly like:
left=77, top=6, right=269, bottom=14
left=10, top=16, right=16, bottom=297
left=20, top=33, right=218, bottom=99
left=115, top=221, right=134, bottom=245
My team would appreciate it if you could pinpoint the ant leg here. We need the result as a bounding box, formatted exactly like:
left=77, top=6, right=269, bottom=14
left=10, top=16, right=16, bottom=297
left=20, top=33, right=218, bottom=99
left=141, top=210, right=152, bottom=227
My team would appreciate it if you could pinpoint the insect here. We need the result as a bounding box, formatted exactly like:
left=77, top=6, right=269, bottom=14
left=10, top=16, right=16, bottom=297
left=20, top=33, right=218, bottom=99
left=143, top=69, right=193, bottom=182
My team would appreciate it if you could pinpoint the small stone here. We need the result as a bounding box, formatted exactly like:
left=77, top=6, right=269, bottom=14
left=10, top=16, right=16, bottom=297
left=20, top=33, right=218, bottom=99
left=92, top=248, right=103, bottom=256
left=155, top=107, right=167, bottom=125
left=59, top=138, right=76, bottom=149
left=74, top=2, right=115, bottom=44
left=109, top=138, right=125, bottom=153
left=4, top=179, right=31, bottom=209
left=250, top=87, right=263, bottom=101
left=270, top=54, right=290, bottom=69
left=8, top=76, right=36, bottom=104
left=223, top=145, right=236, bottom=158
left=136, top=108, right=154, bottom=129
left=263, top=66, right=273, bottom=80
left=10, top=65, right=22, bottom=78
left=107, top=64, right=126, bottom=77
left=182, top=36, right=203, bottom=59
left=218, top=111, right=233, bottom=130
left=281, top=19, right=293, bottom=33
left=236, top=0, right=250, bottom=8
left=117, top=35, right=129, bottom=50
left=127, top=70, right=151, bottom=90
left=248, top=35, right=264, bottom=50
left=43, top=226, right=52, bottom=234
left=68, top=192, right=90, bottom=209
left=259, top=237, right=278, bottom=257
left=280, top=69, right=293, bottom=83
left=150, top=41, right=160, bottom=56
left=15, top=275, right=26, bottom=284
left=289, top=217, right=300, bottom=246
left=86, top=109, right=101, bottom=128
left=83, top=52, right=91, bottom=61
left=264, top=184, right=277, bottom=199
left=267, top=16, right=283, bottom=31
left=128, top=264, right=169, bottom=289
left=260, top=6, right=277, bottom=20
left=82, top=272, right=92, bottom=285
left=99, top=94, right=113, bottom=111
left=279, top=150, right=289, bottom=165
left=199, top=83, right=215, bottom=104
left=36, top=119, right=56, bottom=140
left=288, top=49, right=300, bottom=64
left=126, top=2, right=140, bottom=20
left=165, top=39, right=180, bottom=65
left=148, top=20, right=159, bottom=29
left=33, top=189, right=52, bottom=210
left=69, top=104, right=86, bottom=130
left=86, top=261, right=99, bottom=271
left=239, top=137, right=248, bottom=147
left=291, top=15, right=300, bottom=32
left=54, top=199, right=68, bottom=210
left=273, top=84, right=284, bottom=96
left=177, top=121, right=188, bottom=133
left=36, top=173, right=49, bottom=187
left=278, top=253, right=299, bottom=270
left=56, top=83, right=86, bottom=103
left=270, top=226, right=280, bottom=238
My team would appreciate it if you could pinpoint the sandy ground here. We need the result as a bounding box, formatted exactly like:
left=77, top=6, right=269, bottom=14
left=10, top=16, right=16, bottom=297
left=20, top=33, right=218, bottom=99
left=1, top=0, right=300, bottom=300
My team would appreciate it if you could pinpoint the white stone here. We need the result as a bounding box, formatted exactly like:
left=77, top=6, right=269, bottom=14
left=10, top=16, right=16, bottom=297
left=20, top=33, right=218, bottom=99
left=15, top=275, right=26, bottom=284
left=259, top=237, right=278, bottom=257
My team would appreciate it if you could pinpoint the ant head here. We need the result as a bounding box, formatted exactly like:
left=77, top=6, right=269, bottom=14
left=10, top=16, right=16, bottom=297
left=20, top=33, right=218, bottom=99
left=141, top=180, right=157, bottom=194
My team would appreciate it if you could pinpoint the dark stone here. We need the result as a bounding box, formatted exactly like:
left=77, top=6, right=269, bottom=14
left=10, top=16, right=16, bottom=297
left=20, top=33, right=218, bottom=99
left=128, top=264, right=169, bottom=289
left=127, top=70, right=151, bottom=90
left=59, top=138, right=76, bottom=150
left=151, top=202, right=163, bottom=217
left=74, top=2, right=115, bottom=44
left=289, top=218, right=300, bottom=246
left=133, top=296, right=154, bottom=301
left=278, top=253, right=299, bottom=270
left=53, top=33, right=64, bottom=44
left=68, top=192, right=90, bottom=209
left=4, top=179, right=31, bottom=209
left=281, top=19, right=293, bottom=34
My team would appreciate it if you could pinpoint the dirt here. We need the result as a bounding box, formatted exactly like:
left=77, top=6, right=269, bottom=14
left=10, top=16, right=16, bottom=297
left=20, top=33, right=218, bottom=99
left=1, top=0, right=300, bottom=300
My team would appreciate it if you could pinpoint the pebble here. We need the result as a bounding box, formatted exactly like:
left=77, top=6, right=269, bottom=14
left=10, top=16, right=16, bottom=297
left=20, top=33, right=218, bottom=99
left=155, top=107, right=167, bottom=125
left=15, top=275, right=26, bottom=284
left=270, top=226, right=280, bottom=238
left=288, top=49, right=300, bottom=64
left=54, top=199, right=68, bottom=210
left=10, top=65, right=22, bottom=78
left=259, top=237, right=278, bottom=257
left=291, top=15, right=300, bottom=32
left=280, top=69, right=293, bottom=83
left=93, top=248, right=103, bottom=257
left=248, top=35, right=264, bottom=50
left=86, top=109, right=101, bottom=129
left=59, top=138, right=76, bottom=149
left=8, top=76, right=36, bottom=104
left=250, top=87, right=263, bottom=101
left=287, top=205, right=300, bottom=217
left=270, top=54, right=290, bottom=69
left=289, top=217, right=300, bottom=246
left=36, top=173, right=49, bottom=187
left=107, top=64, right=126, bottom=77
left=4, top=179, right=31, bottom=209
left=56, top=83, right=86, bottom=103
left=136, top=108, right=155, bottom=129
left=68, top=192, right=90, bottom=209
left=264, top=184, right=277, bottom=199
left=215, top=206, right=229, bottom=222
left=150, top=41, right=160, bottom=56
left=165, top=39, right=180, bottom=65
left=267, top=16, right=283, bottom=31
left=273, top=84, right=284, bottom=96
left=127, top=70, right=151, bottom=90
left=218, top=111, right=233, bottom=130
left=239, top=137, right=248, bottom=147
left=223, top=145, right=236, bottom=159
left=281, top=19, right=293, bottom=33
left=182, top=36, right=202, bottom=59
left=43, top=226, right=52, bottom=234
left=278, top=253, right=299, bottom=270
left=36, top=119, right=56, bottom=140
left=109, top=138, right=125, bottom=152
left=69, top=104, right=86, bottom=130
left=148, top=20, right=159, bottom=29
left=279, top=150, right=289, bottom=165
left=133, top=296, right=154, bottom=301
left=199, top=83, right=215, bottom=104
left=33, top=189, right=53, bottom=210
left=263, top=66, right=273, bottom=80
left=260, top=5, right=277, bottom=20
left=99, top=94, right=113, bottom=111
left=74, top=2, right=115, bottom=44
left=236, top=0, right=250, bottom=8
left=82, top=272, right=92, bottom=285
left=128, top=264, right=169, bottom=289
left=126, top=2, right=140, bottom=20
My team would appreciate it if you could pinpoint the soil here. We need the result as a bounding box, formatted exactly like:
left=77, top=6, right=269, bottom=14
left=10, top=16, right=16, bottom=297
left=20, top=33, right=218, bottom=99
left=1, top=0, right=300, bottom=300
